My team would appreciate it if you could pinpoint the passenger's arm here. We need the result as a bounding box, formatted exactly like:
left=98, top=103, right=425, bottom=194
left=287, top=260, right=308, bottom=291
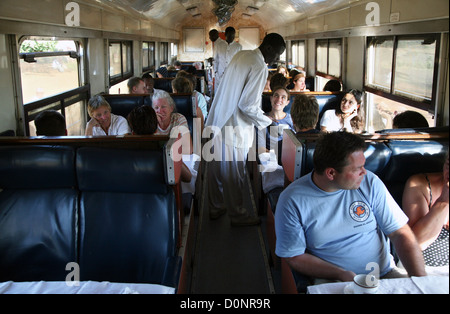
left=85, top=118, right=98, bottom=136
left=285, top=253, right=356, bottom=282
left=402, top=175, right=449, bottom=249
left=388, top=224, right=426, bottom=277
left=180, top=162, right=192, bottom=183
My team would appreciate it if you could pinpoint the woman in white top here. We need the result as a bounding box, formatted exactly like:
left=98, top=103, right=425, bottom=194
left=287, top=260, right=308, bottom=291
left=152, top=90, right=192, bottom=155
left=85, top=94, right=131, bottom=136
left=320, top=89, right=365, bottom=133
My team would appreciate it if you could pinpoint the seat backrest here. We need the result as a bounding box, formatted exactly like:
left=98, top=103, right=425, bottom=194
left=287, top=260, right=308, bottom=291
left=154, top=78, right=175, bottom=92
left=104, top=94, right=145, bottom=118
left=0, top=146, right=78, bottom=281
left=381, top=140, right=448, bottom=207
left=262, top=92, right=343, bottom=116
left=76, top=147, right=178, bottom=284
left=281, top=129, right=304, bottom=182
left=172, top=94, right=196, bottom=135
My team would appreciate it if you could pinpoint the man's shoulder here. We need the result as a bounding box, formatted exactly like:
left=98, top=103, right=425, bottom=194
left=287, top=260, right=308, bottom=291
left=280, top=174, right=314, bottom=198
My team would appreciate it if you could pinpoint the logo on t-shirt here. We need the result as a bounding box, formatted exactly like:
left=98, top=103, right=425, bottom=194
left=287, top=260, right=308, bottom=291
left=349, top=201, right=371, bottom=222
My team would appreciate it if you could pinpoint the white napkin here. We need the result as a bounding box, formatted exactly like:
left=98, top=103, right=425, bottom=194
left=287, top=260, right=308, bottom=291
left=411, top=276, right=449, bottom=294
left=181, top=154, right=201, bottom=194
left=259, top=151, right=285, bottom=194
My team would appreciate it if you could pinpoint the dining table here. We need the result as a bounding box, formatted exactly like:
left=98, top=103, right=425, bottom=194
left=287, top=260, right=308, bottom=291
left=0, top=280, right=175, bottom=294
left=307, top=275, right=449, bottom=294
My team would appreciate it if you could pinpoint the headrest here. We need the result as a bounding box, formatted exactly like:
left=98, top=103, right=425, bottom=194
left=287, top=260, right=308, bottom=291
left=0, top=146, right=76, bottom=189
left=76, top=147, right=169, bottom=194
left=364, top=142, right=392, bottom=175
left=104, top=95, right=145, bottom=118
left=172, top=94, right=194, bottom=118
left=383, top=140, right=448, bottom=182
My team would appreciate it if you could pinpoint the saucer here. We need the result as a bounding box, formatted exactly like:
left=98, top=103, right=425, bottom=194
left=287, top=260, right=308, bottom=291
left=344, top=283, right=353, bottom=294
left=344, top=283, right=379, bottom=294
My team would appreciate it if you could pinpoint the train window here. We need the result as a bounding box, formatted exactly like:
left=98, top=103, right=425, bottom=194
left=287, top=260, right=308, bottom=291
left=365, top=35, right=439, bottom=131
left=291, top=40, right=306, bottom=70
left=171, top=43, right=178, bottom=61
left=316, top=39, right=342, bottom=79
left=19, top=37, right=87, bottom=136
left=109, top=41, right=133, bottom=92
left=160, top=42, right=169, bottom=65
left=142, top=41, right=155, bottom=72
left=20, top=38, right=80, bottom=104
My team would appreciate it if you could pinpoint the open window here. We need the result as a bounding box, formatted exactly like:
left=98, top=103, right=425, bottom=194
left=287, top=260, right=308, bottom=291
left=19, top=36, right=87, bottom=136
left=365, top=35, right=440, bottom=131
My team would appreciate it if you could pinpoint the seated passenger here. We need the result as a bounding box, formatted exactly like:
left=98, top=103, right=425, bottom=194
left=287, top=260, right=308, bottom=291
left=323, top=79, right=342, bottom=92
left=142, top=73, right=162, bottom=94
left=290, top=72, right=310, bottom=92
left=290, top=94, right=320, bottom=134
left=85, top=94, right=131, bottom=136
left=127, top=77, right=147, bottom=94
left=175, top=71, right=208, bottom=120
left=275, top=131, right=426, bottom=283
left=257, top=86, right=294, bottom=157
left=320, top=89, right=365, bottom=133
left=276, top=65, right=288, bottom=77
left=402, top=151, right=449, bottom=276
left=126, top=105, right=192, bottom=183
left=393, top=110, right=429, bottom=129
left=34, top=110, right=67, bottom=136
left=173, top=60, right=182, bottom=71
left=152, top=90, right=192, bottom=154
left=156, top=66, right=169, bottom=78
left=193, top=62, right=203, bottom=70
left=270, top=73, right=289, bottom=92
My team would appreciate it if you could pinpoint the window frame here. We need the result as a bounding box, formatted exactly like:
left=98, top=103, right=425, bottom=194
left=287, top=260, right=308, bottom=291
left=142, top=41, right=156, bottom=73
left=291, top=40, right=306, bottom=71
left=315, top=38, right=342, bottom=80
left=108, top=40, right=133, bottom=87
left=160, top=42, right=169, bottom=66
left=18, top=36, right=88, bottom=136
left=364, top=34, right=441, bottom=113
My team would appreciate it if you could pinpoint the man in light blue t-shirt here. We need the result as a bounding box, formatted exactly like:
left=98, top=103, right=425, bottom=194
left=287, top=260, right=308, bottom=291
left=275, top=132, right=426, bottom=283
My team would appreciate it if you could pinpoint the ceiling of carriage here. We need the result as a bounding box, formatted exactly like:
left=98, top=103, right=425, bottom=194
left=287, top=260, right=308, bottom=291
left=101, top=0, right=363, bottom=31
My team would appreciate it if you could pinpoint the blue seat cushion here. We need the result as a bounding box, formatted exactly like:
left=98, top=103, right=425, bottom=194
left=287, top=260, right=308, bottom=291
left=0, top=189, right=78, bottom=281
left=0, top=146, right=76, bottom=189
left=76, top=147, right=168, bottom=194
left=79, top=191, right=178, bottom=284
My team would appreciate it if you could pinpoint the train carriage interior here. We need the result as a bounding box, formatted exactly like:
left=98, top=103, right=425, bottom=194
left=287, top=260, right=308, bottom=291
left=0, top=0, right=449, bottom=296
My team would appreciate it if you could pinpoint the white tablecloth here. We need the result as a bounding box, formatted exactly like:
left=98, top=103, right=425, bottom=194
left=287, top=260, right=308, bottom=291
left=0, top=281, right=175, bottom=294
left=307, top=276, right=449, bottom=294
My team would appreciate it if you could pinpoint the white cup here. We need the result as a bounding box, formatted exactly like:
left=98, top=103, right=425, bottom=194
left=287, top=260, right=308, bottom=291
left=353, top=274, right=379, bottom=294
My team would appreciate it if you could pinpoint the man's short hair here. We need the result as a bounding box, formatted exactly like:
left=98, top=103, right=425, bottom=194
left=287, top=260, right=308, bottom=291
left=127, top=77, right=144, bottom=93
left=313, top=132, right=366, bottom=174
left=291, top=94, right=319, bottom=131
left=34, top=110, right=66, bottom=136
left=262, top=33, right=286, bottom=49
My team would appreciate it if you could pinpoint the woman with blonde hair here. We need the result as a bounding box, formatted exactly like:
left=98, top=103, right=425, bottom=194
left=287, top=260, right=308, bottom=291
left=85, top=94, right=130, bottom=136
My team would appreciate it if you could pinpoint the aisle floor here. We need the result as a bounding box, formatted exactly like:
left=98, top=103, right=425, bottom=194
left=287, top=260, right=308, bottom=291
left=188, top=163, right=276, bottom=294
